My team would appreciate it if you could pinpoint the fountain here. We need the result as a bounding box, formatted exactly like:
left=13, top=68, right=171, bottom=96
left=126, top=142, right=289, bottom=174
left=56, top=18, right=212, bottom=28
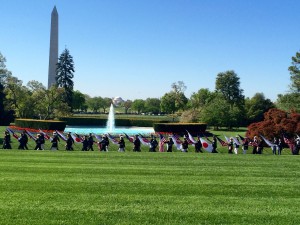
left=106, top=104, right=115, bottom=132
left=64, top=103, right=154, bottom=135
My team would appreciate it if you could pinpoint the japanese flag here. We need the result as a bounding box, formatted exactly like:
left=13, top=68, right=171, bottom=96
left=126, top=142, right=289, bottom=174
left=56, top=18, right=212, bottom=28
left=199, top=137, right=213, bottom=153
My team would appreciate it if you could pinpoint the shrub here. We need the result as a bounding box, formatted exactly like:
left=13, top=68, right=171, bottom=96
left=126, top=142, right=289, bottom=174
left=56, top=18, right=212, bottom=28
left=15, top=119, right=66, bottom=131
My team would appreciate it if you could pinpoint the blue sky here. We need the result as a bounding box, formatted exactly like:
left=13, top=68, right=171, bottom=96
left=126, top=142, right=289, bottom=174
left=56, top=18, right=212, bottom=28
left=1, top=0, right=299, bottom=101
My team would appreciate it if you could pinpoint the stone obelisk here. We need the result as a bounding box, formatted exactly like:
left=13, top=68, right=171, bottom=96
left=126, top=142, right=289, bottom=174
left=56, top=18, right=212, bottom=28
left=48, top=6, right=58, bottom=89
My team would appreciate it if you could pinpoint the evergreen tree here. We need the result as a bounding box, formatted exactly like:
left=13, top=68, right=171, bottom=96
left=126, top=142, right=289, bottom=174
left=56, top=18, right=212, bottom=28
left=56, top=48, right=75, bottom=111
left=288, top=51, right=300, bottom=92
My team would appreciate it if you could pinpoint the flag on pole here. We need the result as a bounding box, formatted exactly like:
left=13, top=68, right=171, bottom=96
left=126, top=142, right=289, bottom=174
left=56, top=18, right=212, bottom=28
left=158, top=133, right=166, bottom=152
left=199, top=137, right=213, bottom=153
left=224, top=135, right=230, bottom=143
left=55, top=130, right=67, bottom=141
left=171, top=134, right=182, bottom=150
left=107, top=133, right=119, bottom=145
left=259, top=135, right=275, bottom=148
left=25, top=129, right=37, bottom=141
left=6, top=127, right=19, bottom=140
left=216, top=136, right=228, bottom=146
left=39, top=129, right=50, bottom=140
left=124, top=133, right=134, bottom=143
left=93, top=133, right=102, bottom=142
left=70, top=133, right=82, bottom=143
left=186, top=130, right=197, bottom=144
left=138, top=135, right=150, bottom=146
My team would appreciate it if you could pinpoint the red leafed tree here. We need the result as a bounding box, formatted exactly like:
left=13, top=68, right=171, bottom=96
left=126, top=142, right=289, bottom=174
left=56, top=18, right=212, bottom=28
left=247, top=108, right=300, bottom=139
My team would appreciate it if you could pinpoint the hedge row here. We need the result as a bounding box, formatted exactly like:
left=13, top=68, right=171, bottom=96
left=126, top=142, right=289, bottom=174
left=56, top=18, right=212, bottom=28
left=58, top=117, right=170, bottom=127
left=154, top=123, right=207, bottom=136
left=15, top=119, right=66, bottom=131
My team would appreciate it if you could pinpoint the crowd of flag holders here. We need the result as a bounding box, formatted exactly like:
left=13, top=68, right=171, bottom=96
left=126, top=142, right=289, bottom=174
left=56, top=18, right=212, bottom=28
left=5, top=126, right=299, bottom=153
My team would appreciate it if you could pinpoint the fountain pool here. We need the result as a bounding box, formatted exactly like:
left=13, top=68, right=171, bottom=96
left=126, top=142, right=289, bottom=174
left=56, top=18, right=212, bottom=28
left=65, top=104, right=154, bottom=135
left=64, top=126, right=154, bottom=135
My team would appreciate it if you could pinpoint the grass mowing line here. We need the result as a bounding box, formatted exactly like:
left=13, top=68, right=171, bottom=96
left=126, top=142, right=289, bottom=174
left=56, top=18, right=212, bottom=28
left=0, top=150, right=300, bottom=224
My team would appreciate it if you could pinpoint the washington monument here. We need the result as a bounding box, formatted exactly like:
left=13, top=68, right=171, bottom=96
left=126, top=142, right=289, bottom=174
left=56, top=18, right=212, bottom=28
left=48, top=6, right=58, bottom=89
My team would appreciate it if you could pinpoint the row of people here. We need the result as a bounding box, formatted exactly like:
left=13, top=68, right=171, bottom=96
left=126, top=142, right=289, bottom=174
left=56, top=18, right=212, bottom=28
left=3, top=130, right=300, bottom=155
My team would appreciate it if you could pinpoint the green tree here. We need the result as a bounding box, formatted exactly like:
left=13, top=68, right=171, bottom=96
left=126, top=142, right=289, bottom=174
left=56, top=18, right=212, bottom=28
left=145, top=98, right=161, bottom=114
left=0, top=53, right=7, bottom=124
left=123, top=100, right=132, bottom=114
left=132, top=99, right=145, bottom=114
left=215, top=70, right=244, bottom=107
left=288, top=51, right=300, bottom=92
left=87, top=97, right=103, bottom=113
left=34, top=85, right=71, bottom=119
left=160, top=93, right=176, bottom=114
left=276, top=93, right=300, bottom=113
left=56, top=48, right=75, bottom=111
left=245, top=93, right=275, bottom=124
left=4, top=75, right=35, bottom=118
left=161, top=81, right=188, bottom=114
left=101, top=97, right=112, bottom=113
left=72, top=90, right=86, bottom=112
left=188, top=88, right=214, bottom=110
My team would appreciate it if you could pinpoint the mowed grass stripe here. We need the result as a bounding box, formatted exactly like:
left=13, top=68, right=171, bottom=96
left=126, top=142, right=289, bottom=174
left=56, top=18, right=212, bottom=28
left=0, top=150, right=299, bottom=225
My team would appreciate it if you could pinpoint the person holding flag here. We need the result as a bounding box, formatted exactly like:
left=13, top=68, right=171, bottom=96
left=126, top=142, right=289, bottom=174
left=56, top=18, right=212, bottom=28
left=158, top=134, right=166, bottom=152
left=18, top=132, right=28, bottom=150
left=228, top=137, right=234, bottom=154
left=165, top=136, right=174, bottom=152
left=3, top=130, right=12, bottom=149
left=118, top=135, right=126, bottom=152
left=242, top=137, right=249, bottom=154
left=50, top=132, right=60, bottom=150
left=133, top=135, right=141, bottom=152
left=88, top=133, right=94, bottom=151
left=181, top=136, right=189, bottom=153
left=194, top=136, right=203, bottom=153
left=66, top=133, right=74, bottom=151
left=211, top=135, right=218, bottom=153
left=149, top=135, right=158, bottom=152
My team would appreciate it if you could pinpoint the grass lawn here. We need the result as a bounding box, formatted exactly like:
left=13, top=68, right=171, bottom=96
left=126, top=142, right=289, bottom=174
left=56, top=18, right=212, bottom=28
left=0, top=150, right=299, bottom=225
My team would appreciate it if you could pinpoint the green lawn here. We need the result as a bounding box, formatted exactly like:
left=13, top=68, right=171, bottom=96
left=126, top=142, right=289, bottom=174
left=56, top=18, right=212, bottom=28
left=0, top=150, right=299, bottom=225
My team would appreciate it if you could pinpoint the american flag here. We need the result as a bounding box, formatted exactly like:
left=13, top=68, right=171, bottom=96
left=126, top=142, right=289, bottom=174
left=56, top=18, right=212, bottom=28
left=216, top=136, right=228, bottom=146
left=6, top=127, right=19, bottom=140
left=124, top=133, right=134, bottom=143
left=39, top=129, right=50, bottom=140
left=25, top=129, right=37, bottom=141
left=55, top=130, right=67, bottom=142
left=186, top=130, right=197, bottom=144
left=107, top=133, right=119, bottom=145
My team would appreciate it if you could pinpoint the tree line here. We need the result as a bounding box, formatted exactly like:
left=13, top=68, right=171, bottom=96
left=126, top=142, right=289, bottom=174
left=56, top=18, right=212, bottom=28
left=0, top=49, right=300, bottom=129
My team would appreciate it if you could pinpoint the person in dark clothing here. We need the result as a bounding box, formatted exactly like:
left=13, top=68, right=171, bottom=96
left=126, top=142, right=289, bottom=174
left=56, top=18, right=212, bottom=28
left=242, top=137, right=249, bottom=154
left=66, top=134, right=74, bottom=151
left=272, top=137, right=279, bottom=155
left=40, top=133, right=45, bottom=150
left=166, top=137, right=174, bottom=152
left=3, top=131, right=12, bottom=149
left=81, top=135, right=88, bottom=151
left=34, top=134, right=43, bottom=150
left=99, top=135, right=108, bottom=152
left=277, top=138, right=283, bottom=155
left=228, top=137, right=234, bottom=154
left=195, top=137, right=203, bottom=153
left=211, top=135, right=218, bottom=153
left=18, top=133, right=27, bottom=150
left=251, top=136, right=258, bottom=154
left=181, top=137, right=189, bottom=153
left=133, top=135, right=141, bottom=152
left=149, top=136, right=158, bottom=152
left=257, top=138, right=264, bottom=154
left=292, top=138, right=300, bottom=155
left=50, top=132, right=60, bottom=150
left=22, top=131, right=29, bottom=150
left=118, top=136, right=125, bottom=152
left=87, top=133, right=94, bottom=151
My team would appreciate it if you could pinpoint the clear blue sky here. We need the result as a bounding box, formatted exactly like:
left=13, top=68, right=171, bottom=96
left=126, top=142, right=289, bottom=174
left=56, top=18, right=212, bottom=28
left=1, top=0, right=299, bottom=101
